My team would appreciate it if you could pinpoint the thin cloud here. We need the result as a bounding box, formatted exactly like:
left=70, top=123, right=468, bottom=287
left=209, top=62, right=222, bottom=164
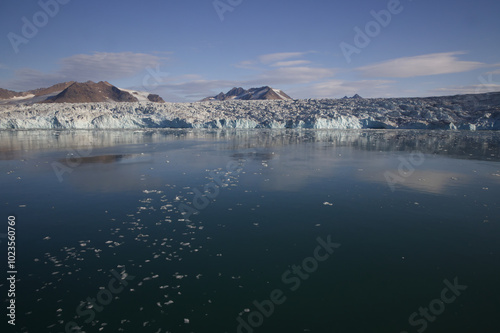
left=292, top=79, right=395, bottom=99
left=152, top=79, right=240, bottom=101
left=258, top=52, right=309, bottom=64
left=357, top=52, right=485, bottom=78
left=59, top=52, right=165, bottom=80
left=486, top=66, right=500, bottom=75
left=233, top=60, right=260, bottom=70
left=235, top=52, right=313, bottom=69
left=149, top=66, right=336, bottom=102
left=235, top=60, right=256, bottom=67
left=427, top=71, right=500, bottom=95
left=251, top=66, right=336, bottom=85
left=3, top=52, right=167, bottom=90
left=5, top=68, right=66, bottom=91
left=428, top=84, right=500, bottom=96
left=271, top=60, right=311, bottom=67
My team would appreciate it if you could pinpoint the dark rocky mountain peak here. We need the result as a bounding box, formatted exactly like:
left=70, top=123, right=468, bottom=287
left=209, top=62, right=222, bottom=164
left=202, top=86, right=292, bottom=101
left=41, top=81, right=138, bottom=103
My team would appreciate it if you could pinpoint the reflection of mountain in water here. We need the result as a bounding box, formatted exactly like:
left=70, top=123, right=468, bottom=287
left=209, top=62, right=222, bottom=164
left=0, top=129, right=499, bottom=162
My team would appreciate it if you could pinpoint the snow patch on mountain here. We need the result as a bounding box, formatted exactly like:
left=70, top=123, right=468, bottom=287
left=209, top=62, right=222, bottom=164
left=272, top=88, right=291, bottom=100
left=118, top=88, right=151, bottom=102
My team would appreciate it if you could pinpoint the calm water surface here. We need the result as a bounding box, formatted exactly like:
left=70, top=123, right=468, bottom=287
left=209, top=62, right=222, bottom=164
left=1, top=129, right=499, bottom=333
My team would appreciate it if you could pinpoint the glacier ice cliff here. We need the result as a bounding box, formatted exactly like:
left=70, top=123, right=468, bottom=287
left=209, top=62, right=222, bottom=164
left=1, top=92, right=499, bottom=130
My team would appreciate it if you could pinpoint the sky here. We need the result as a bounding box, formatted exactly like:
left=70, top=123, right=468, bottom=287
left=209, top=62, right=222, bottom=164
left=0, top=0, right=499, bottom=102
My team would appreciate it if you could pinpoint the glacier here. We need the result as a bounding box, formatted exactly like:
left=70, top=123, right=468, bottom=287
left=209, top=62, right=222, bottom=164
left=0, top=92, right=499, bottom=130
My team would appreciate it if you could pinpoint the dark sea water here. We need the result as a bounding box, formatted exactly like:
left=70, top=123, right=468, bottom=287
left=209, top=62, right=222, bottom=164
left=1, top=129, right=499, bottom=333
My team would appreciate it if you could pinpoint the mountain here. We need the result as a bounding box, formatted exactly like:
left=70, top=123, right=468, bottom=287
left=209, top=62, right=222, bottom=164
left=30, top=81, right=76, bottom=97
left=0, top=82, right=76, bottom=102
left=202, top=86, right=292, bottom=101
left=0, top=81, right=165, bottom=104
left=145, top=94, right=165, bottom=103
left=0, top=88, right=30, bottom=100
left=342, top=94, right=363, bottom=99
left=42, top=81, right=140, bottom=103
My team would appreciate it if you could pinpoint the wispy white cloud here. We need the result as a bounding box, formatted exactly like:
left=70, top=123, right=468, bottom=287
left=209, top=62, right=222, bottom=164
left=150, top=79, right=240, bottom=101
left=291, top=79, right=395, bottom=98
left=258, top=52, right=309, bottom=64
left=426, top=71, right=500, bottom=96
left=486, top=65, right=500, bottom=75
left=357, top=52, right=485, bottom=78
left=428, top=84, right=500, bottom=96
left=235, top=52, right=315, bottom=69
left=148, top=66, right=336, bottom=102
left=251, top=66, right=336, bottom=86
left=59, top=52, right=165, bottom=80
left=233, top=60, right=258, bottom=69
left=5, top=68, right=66, bottom=90
left=235, top=52, right=337, bottom=88
left=271, top=60, right=311, bottom=67
left=152, top=73, right=391, bottom=102
left=161, top=51, right=336, bottom=101
left=3, top=52, right=167, bottom=90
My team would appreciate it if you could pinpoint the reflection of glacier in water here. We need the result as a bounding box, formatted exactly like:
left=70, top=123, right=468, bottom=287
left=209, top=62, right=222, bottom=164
left=1, top=129, right=499, bottom=333
left=1, top=129, right=499, bottom=161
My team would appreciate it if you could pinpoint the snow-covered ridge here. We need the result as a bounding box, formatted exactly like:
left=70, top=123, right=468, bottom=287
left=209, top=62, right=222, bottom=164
left=1, top=93, right=499, bottom=130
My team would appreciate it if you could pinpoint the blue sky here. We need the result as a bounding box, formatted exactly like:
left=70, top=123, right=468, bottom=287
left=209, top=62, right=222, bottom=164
left=0, top=0, right=499, bottom=102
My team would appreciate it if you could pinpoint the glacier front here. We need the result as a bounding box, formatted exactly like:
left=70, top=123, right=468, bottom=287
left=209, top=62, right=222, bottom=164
left=1, top=92, right=499, bottom=130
